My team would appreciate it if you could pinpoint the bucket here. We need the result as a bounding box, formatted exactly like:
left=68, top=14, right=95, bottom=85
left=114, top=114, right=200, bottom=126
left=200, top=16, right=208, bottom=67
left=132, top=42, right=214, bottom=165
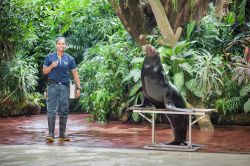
left=69, top=82, right=76, bottom=99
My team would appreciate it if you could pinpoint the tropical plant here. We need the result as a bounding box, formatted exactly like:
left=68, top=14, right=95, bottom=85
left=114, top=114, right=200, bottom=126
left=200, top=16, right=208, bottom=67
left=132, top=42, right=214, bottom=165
left=240, top=84, right=250, bottom=113
left=157, top=40, right=196, bottom=99
left=186, top=49, right=224, bottom=100
left=27, top=92, right=45, bottom=108
left=122, top=56, right=144, bottom=122
left=0, top=0, right=37, bottom=62
left=0, top=54, right=38, bottom=115
left=66, top=0, right=119, bottom=62
left=229, top=56, right=250, bottom=84
left=215, top=51, right=250, bottom=114
left=0, top=55, right=38, bottom=103
left=191, top=5, right=231, bottom=54
left=216, top=97, right=246, bottom=114
left=230, top=0, right=249, bottom=28
left=215, top=79, right=248, bottom=114
left=78, top=37, right=139, bottom=122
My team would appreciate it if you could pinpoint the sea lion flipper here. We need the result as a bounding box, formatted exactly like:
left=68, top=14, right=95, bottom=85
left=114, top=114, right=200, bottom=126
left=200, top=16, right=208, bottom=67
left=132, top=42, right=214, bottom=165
left=162, top=89, right=175, bottom=109
left=133, top=95, right=151, bottom=108
left=165, top=103, right=176, bottom=110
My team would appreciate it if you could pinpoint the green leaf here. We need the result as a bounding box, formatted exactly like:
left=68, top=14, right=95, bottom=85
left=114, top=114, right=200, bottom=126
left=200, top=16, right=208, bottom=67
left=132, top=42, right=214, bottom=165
left=179, top=63, right=193, bottom=76
left=129, top=82, right=142, bottom=97
left=132, top=112, right=141, bottom=122
left=185, top=79, right=204, bottom=98
left=237, top=0, right=247, bottom=24
left=246, top=22, right=250, bottom=28
left=158, top=46, right=172, bottom=57
left=240, top=84, right=250, bottom=97
left=131, top=57, right=144, bottom=64
left=122, top=69, right=141, bottom=83
left=162, top=64, right=171, bottom=75
left=173, top=72, right=184, bottom=91
left=226, top=12, right=235, bottom=24
left=244, top=99, right=250, bottom=113
left=173, top=41, right=190, bottom=55
left=187, top=20, right=196, bottom=40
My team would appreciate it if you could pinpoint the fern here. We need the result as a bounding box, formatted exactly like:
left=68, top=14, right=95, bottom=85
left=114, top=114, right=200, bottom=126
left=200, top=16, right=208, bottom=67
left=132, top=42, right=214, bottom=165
left=224, top=80, right=241, bottom=98
left=132, top=112, right=141, bottom=122
left=216, top=97, right=245, bottom=114
left=240, top=83, right=250, bottom=97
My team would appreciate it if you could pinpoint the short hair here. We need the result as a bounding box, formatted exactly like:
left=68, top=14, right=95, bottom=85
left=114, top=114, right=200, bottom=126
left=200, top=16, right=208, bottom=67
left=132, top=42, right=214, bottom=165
left=55, top=37, right=67, bottom=44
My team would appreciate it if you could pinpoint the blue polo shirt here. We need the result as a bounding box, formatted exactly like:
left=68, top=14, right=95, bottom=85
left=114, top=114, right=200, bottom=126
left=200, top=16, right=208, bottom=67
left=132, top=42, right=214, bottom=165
left=43, top=52, right=77, bottom=84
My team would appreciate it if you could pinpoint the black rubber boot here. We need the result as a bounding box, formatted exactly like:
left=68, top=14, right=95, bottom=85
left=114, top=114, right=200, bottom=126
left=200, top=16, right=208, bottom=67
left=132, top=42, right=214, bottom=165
left=59, top=117, right=70, bottom=141
left=46, top=117, right=55, bottom=142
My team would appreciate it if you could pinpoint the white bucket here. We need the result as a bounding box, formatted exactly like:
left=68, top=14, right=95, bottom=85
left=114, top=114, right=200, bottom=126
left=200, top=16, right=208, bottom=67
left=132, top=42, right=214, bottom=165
left=69, top=82, right=76, bottom=99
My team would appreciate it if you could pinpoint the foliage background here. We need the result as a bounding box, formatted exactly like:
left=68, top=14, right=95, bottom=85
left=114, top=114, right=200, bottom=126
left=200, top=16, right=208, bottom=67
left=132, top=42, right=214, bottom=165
left=0, top=0, right=249, bottom=122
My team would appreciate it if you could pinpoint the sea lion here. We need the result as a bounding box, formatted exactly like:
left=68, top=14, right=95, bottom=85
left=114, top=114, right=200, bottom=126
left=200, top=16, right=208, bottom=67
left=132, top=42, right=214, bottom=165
left=136, top=44, right=188, bottom=145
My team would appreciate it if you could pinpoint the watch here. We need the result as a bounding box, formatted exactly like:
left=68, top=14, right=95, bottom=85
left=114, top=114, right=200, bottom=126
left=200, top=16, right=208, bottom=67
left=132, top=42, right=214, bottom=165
left=77, top=87, right=82, bottom=90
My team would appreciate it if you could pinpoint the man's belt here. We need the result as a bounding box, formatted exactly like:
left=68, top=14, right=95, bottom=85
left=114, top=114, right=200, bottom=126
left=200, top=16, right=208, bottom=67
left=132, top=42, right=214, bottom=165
left=47, top=79, right=69, bottom=87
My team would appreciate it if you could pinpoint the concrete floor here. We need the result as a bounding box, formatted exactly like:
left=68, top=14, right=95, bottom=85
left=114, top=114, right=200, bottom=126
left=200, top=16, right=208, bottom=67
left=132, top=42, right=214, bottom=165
left=0, top=145, right=250, bottom=166
left=0, top=114, right=250, bottom=165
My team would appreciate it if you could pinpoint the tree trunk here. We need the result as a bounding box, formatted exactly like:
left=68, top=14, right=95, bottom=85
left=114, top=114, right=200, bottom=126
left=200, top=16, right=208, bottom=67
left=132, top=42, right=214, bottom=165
left=215, top=0, right=228, bottom=19
left=109, top=0, right=153, bottom=45
left=186, top=91, right=214, bottom=131
left=109, top=0, right=210, bottom=45
left=148, top=0, right=182, bottom=46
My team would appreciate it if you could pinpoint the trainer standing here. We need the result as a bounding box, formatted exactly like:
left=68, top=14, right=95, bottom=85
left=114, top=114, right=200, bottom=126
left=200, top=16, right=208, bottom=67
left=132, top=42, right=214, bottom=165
left=42, top=37, right=81, bottom=142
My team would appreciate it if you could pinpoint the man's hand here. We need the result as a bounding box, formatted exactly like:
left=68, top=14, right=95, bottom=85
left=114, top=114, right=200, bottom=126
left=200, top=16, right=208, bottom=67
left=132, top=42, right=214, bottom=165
left=75, top=89, right=81, bottom=98
left=50, top=60, right=58, bottom=69
left=43, top=60, right=58, bottom=75
left=72, top=69, right=81, bottom=98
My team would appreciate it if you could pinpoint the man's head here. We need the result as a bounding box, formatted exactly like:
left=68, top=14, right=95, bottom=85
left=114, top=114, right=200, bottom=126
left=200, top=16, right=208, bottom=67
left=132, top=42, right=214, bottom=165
left=142, top=44, right=159, bottom=58
left=55, top=37, right=67, bottom=52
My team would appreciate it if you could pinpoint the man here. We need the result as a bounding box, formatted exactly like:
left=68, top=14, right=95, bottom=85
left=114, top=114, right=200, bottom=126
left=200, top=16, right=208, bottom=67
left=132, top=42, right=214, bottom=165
left=43, top=37, right=81, bottom=142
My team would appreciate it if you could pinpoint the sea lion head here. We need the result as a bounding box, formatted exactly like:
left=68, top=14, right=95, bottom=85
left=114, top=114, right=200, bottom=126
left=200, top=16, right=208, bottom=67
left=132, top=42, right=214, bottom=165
left=142, top=44, right=161, bottom=67
left=142, top=44, right=159, bottom=58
